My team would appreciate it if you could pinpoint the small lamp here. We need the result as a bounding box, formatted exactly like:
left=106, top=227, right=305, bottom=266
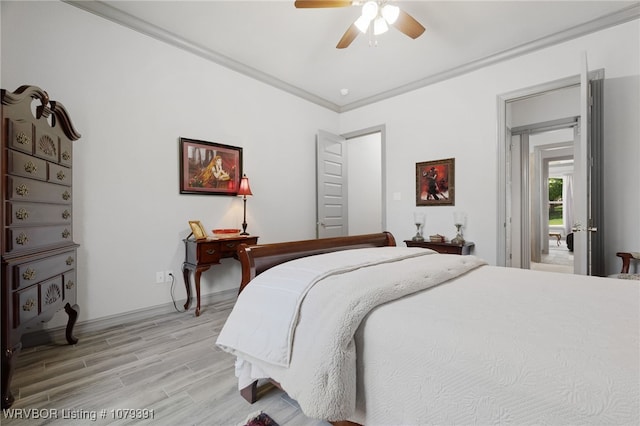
left=412, top=211, right=425, bottom=242
left=237, top=174, right=252, bottom=235
left=451, top=211, right=466, bottom=245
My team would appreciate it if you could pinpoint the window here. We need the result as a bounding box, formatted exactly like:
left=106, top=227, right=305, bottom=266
left=548, top=177, right=563, bottom=225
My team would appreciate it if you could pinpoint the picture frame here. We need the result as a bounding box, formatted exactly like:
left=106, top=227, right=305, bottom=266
left=180, top=138, right=243, bottom=195
left=188, top=220, right=208, bottom=240
left=416, top=158, right=455, bottom=206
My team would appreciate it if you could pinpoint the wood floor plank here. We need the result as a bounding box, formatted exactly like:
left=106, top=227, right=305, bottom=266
left=2, top=292, right=331, bottom=425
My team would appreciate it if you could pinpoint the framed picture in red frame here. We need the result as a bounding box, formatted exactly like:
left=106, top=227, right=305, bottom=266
left=416, top=158, right=455, bottom=206
left=180, top=138, right=243, bottom=195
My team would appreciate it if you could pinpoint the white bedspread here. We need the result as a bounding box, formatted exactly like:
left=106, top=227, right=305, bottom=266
left=351, top=265, right=640, bottom=425
left=217, top=250, right=639, bottom=424
left=216, top=247, right=487, bottom=420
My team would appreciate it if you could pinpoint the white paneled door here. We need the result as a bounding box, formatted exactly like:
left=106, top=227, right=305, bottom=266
left=316, top=130, right=347, bottom=238
left=573, top=53, right=604, bottom=275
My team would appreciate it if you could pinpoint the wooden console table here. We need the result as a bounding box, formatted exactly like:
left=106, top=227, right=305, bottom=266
left=404, top=240, right=475, bottom=255
left=182, top=234, right=258, bottom=316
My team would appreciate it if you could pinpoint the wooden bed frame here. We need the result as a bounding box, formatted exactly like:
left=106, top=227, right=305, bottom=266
left=234, top=232, right=396, bottom=422
left=237, top=232, right=396, bottom=294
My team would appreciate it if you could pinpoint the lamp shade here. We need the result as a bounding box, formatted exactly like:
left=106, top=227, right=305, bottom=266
left=237, top=174, right=252, bottom=196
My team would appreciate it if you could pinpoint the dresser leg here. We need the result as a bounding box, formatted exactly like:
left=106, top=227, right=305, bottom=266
left=64, top=303, right=79, bottom=345
left=2, top=342, right=21, bottom=409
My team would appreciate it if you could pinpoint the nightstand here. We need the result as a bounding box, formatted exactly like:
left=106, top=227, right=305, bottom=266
left=404, top=240, right=474, bottom=255
left=182, top=234, right=258, bottom=316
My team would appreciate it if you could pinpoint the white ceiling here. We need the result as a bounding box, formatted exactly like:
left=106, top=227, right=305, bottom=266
left=66, top=1, right=639, bottom=112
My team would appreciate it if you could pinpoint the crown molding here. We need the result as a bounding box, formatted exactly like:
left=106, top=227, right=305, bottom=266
left=339, top=3, right=639, bottom=112
left=64, top=1, right=638, bottom=114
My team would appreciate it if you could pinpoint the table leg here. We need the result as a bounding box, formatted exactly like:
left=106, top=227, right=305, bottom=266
left=182, top=263, right=191, bottom=311
left=194, top=269, right=203, bottom=316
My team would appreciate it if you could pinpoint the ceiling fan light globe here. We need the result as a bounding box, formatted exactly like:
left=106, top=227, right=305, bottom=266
left=361, top=1, right=378, bottom=20
left=354, top=15, right=371, bottom=33
left=373, top=16, right=389, bottom=35
left=381, top=4, right=399, bottom=24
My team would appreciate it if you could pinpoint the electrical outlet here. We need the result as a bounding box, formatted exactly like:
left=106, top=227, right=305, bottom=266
left=165, top=270, right=174, bottom=282
left=155, top=271, right=164, bottom=283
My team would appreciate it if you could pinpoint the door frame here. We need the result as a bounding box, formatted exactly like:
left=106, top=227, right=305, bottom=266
left=497, top=74, right=580, bottom=266
left=497, top=71, right=603, bottom=272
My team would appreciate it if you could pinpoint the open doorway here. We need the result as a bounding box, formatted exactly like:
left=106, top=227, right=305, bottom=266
left=316, top=126, right=385, bottom=238
left=497, top=67, right=604, bottom=275
left=529, top=131, right=575, bottom=274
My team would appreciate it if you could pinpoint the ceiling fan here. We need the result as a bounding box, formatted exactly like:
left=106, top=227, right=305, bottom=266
left=294, top=1, right=425, bottom=49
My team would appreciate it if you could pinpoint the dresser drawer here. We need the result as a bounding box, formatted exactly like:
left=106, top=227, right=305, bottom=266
left=48, top=163, right=71, bottom=185
left=13, top=250, right=76, bottom=290
left=34, top=128, right=60, bottom=163
left=7, top=119, right=34, bottom=154
left=6, top=225, right=73, bottom=253
left=15, top=284, right=39, bottom=327
left=63, top=269, right=77, bottom=297
left=5, top=202, right=72, bottom=226
left=7, top=176, right=72, bottom=204
left=40, top=275, right=65, bottom=314
left=7, top=149, right=47, bottom=180
left=59, top=139, right=72, bottom=167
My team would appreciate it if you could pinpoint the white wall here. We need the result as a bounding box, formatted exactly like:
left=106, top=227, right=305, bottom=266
left=1, top=1, right=338, bottom=324
left=340, top=20, right=639, bottom=274
left=2, top=2, right=638, bottom=326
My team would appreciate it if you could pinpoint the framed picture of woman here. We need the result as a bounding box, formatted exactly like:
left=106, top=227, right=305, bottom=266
left=179, top=138, right=243, bottom=195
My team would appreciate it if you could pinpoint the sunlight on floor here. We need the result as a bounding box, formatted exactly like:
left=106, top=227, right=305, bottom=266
left=531, top=238, right=574, bottom=274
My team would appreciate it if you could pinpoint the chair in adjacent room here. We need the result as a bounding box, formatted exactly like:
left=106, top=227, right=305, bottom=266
left=614, top=252, right=640, bottom=280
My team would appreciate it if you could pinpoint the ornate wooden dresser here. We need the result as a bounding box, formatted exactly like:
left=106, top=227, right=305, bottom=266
left=1, top=86, right=81, bottom=409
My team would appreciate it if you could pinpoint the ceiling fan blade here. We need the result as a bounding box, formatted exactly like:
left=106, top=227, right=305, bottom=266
left=392, top=9, right=425, bottom=39
left=336, top=23, right=359, bottom=49
left=294, top=1, right=352, bottom=8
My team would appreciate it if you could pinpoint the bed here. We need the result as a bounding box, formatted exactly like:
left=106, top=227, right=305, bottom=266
left=216, top=232, right=639, bottom=425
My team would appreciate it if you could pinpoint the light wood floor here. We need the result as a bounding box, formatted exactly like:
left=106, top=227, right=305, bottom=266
left=2, top=293, right=329, bottom=426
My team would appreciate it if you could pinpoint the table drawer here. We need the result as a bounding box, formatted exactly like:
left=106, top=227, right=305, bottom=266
left=13, top=250, right=76, bottom=290
left=431, top=244, right=460, bottom=254
left=196, top=242, right=222, bottom=264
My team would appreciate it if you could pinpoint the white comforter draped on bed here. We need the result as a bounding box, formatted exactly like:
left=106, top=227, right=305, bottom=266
left=216, top=247, right=487, bottom=420
left=217, top=247, right=639, bottom=424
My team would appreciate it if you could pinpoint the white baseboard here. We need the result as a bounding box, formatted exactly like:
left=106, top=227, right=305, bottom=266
left=21, top=289, right=238, bottom=348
